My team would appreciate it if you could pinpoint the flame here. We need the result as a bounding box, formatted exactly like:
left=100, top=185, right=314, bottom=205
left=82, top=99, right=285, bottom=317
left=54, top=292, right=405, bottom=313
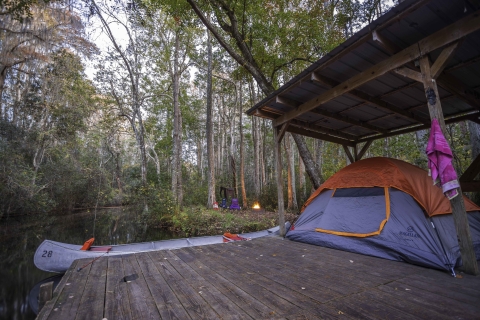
left=252, top=202, right=260, bottom=209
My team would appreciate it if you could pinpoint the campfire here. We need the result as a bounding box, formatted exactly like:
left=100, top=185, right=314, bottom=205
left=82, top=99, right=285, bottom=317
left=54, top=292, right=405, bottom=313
left=252, top=202, right=264, bottom=213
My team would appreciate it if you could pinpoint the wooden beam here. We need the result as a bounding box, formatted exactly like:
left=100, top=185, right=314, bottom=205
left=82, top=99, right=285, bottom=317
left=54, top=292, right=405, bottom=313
left=372, top=30, right=400, bottom=54
left=39, top=281, right=54, bottom=312
left=460, top=153, right=480, bottom=182
left=273, top=9, right=480, bottom=128
left=343, top=145, right=355, bottom=163
left=356, top=111, right=479, bottom=143
left=355, top=141, right=373, bottom=161
left=460, top=181, right=480, bottom=192
left=420, top=56, right=479, bottom=276
left=309, top=108, right=388, bottom=134
left=437, top=73, right=480, bottom=110
left=253, top=108, right=280, bottom=120
left=431, top=42, right=460, bottom=79
left=394, top=67, right=423, bottom=82
left=276, top=96, right=299, bottom=108
left=286, top=126, right=355, bottom=147
left=273, top=128, right=286, bottom=236
left=445, top=54, right=480, bottom=73
left=310, top=73, right=419, bottom=129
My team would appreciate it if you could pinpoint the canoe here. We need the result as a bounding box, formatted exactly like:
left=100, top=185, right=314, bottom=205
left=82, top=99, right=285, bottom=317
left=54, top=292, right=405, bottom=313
left=34, top=222, right=290, bottom=273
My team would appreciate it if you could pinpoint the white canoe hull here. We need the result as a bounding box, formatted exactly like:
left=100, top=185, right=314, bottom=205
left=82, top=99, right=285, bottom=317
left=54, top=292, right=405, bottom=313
left=34, top=223, right=289, bottom=273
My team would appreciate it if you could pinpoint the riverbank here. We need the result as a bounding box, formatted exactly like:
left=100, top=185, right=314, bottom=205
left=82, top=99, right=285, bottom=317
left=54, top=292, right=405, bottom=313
left=165, top=207, right=297, bottom=237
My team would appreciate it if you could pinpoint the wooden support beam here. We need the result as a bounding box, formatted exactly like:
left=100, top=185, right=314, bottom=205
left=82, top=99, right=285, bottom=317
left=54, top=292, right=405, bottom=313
left=431, top=42, right=460, bottom=79
left=460, top=181, right=480, bottom=192
left=276, top=96, right=299, bottom=108
left=445, top=54, right=480, bottom=73
left=286, top=126, right=355, bottom=147
left=372, top=30, right=400, bottom=54
left=419, top=56, right=479, bottom=276
left=253, top=108, right=359, bottom=141
left=311, top=73, right=416, bottom=129
left=355, top=141, right=373, bottom=161
left=460, top=153, right=480, bottom=182
left=273, top=127, right=286, bottom=237
left=437, top=73, right=480, bottom=110
left=356, top=112, right=480, bottom=143
left=273, top=9, right=480, bottom=128
left=394, top=67, right=423, bottom=82
left=343, top=145, right=355, bottom=164
left=39, top=281, right=54, bottom=312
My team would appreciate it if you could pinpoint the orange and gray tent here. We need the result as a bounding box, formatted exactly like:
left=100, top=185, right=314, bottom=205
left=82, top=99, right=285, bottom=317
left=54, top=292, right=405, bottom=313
left=286, top=157, right=480, bottom=273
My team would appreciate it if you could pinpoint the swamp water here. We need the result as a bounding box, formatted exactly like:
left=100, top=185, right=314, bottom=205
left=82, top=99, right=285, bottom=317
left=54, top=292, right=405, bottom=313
left=0, top=208, right=177, bottom=320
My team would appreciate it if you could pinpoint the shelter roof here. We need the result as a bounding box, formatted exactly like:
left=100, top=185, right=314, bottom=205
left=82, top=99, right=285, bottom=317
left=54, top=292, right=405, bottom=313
left=246, top=0, right=480, bottom=147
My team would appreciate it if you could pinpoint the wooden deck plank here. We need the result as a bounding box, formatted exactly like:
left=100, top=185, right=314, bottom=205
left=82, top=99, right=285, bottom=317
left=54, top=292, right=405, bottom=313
left=176, top=247, right=281, bottom=319
left=184, top=246, right=303, bottom=318
left=326, top=290, right=424, bottom=320
left=414, top=262, right=480, bottom=289
left=221, top=241, right=347, bottom=300
left=277, top=238, right=421, bottom=278
left=136, top=251, right=192, bottom=320
left=358, top=288, right=454, bottom=320
left=74, top=255, right=109, bottom=320
left=148, top=249, right=221, bottom=319
left=36, top=259, right=85, bottom=320
left=396, top=274, right=480, bottom=306
left=204, top=243, right=349, bottom=319
left=104, top=255, right=131, bottom=320
left=38, top=237, right=480, bottom=320
left=236, top=238, right=386, bottom=294
left=122, top=254, right=161, bottom=319
left=161, top=249, right=251, bottom=320
left=377, top=281, right=480, bottom=319
left=43, top=259, right=93, bottom=320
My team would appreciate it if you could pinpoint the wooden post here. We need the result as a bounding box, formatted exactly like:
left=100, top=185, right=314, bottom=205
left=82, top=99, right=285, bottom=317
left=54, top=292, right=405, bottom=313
left=420, top=56, right=479, bottom=275
left=274, top=126, right=286, bottom=236
left=39, top=281, right=54, bottom=312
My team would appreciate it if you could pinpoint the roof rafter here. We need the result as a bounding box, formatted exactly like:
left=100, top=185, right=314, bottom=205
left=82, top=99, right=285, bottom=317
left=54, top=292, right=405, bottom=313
left=310, top=72, right=423, bottom=128
left=276, top=95, right=388, bottom=134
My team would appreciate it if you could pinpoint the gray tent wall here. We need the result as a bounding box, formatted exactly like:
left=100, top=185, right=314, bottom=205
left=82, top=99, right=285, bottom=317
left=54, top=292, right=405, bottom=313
left=286, top=187, right=480, bottom=271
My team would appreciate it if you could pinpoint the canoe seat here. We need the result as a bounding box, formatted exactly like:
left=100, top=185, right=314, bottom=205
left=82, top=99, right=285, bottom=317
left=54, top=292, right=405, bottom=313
left=89, top=246, right=112, bottom=252
left=223, top=233, right=250, bottom=242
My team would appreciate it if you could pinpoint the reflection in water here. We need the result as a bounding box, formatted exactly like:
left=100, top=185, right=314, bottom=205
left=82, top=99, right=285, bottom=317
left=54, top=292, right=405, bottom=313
left=0, top=207, right=176, bottom=320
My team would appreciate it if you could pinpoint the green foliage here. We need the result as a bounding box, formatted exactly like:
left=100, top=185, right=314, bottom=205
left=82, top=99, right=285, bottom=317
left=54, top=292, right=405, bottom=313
left=171, top=206, right=280, bottom=236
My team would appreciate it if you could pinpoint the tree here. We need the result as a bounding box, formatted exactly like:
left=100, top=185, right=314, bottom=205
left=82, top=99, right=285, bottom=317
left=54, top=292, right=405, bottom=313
left=184, top=0, right=347, bottom=190
left=90, top=0, right=150, bottom=190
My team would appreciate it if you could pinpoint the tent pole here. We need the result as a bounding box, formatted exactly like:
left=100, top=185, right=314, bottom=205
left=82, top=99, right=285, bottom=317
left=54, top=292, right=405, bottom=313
left=420, top=56, right=479, bottom=275
left=274, top=125, right=286, bottom=237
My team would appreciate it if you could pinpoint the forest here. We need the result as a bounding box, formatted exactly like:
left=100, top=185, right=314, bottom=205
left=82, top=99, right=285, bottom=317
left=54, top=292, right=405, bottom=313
left=1, top=0, right=480, bottom=226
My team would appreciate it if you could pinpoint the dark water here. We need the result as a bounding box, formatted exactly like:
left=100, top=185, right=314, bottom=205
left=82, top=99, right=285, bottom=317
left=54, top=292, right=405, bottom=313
left=0, top=208, right=177, bottom=320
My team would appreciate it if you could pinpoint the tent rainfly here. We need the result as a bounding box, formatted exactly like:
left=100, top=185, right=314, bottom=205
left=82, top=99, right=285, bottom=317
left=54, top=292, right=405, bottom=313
left=287, top=157, right=480, bottom=275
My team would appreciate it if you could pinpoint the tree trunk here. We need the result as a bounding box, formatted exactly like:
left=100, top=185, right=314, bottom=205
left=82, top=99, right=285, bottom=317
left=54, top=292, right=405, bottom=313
left=415, top=129, right=429, bottom=167
left=239, top=83, right=247, bottom=208
left=172, top=29, right=183, bottom=207
left=206, top=26, right=216, bottom=208
left=292, top=134, right=322, bottom=189
left=299, top=156, right=306, bottom=199
left=285, top=133, right=298, bottom=210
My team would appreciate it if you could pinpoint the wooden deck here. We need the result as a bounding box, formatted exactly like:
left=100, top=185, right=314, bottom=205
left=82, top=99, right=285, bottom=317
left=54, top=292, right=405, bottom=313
left=37, top=236, right=480, bottom=319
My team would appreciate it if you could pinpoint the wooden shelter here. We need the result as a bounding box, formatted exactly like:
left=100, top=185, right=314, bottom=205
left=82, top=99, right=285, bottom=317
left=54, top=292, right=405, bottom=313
left=246, top=0, right=480, bottom=275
